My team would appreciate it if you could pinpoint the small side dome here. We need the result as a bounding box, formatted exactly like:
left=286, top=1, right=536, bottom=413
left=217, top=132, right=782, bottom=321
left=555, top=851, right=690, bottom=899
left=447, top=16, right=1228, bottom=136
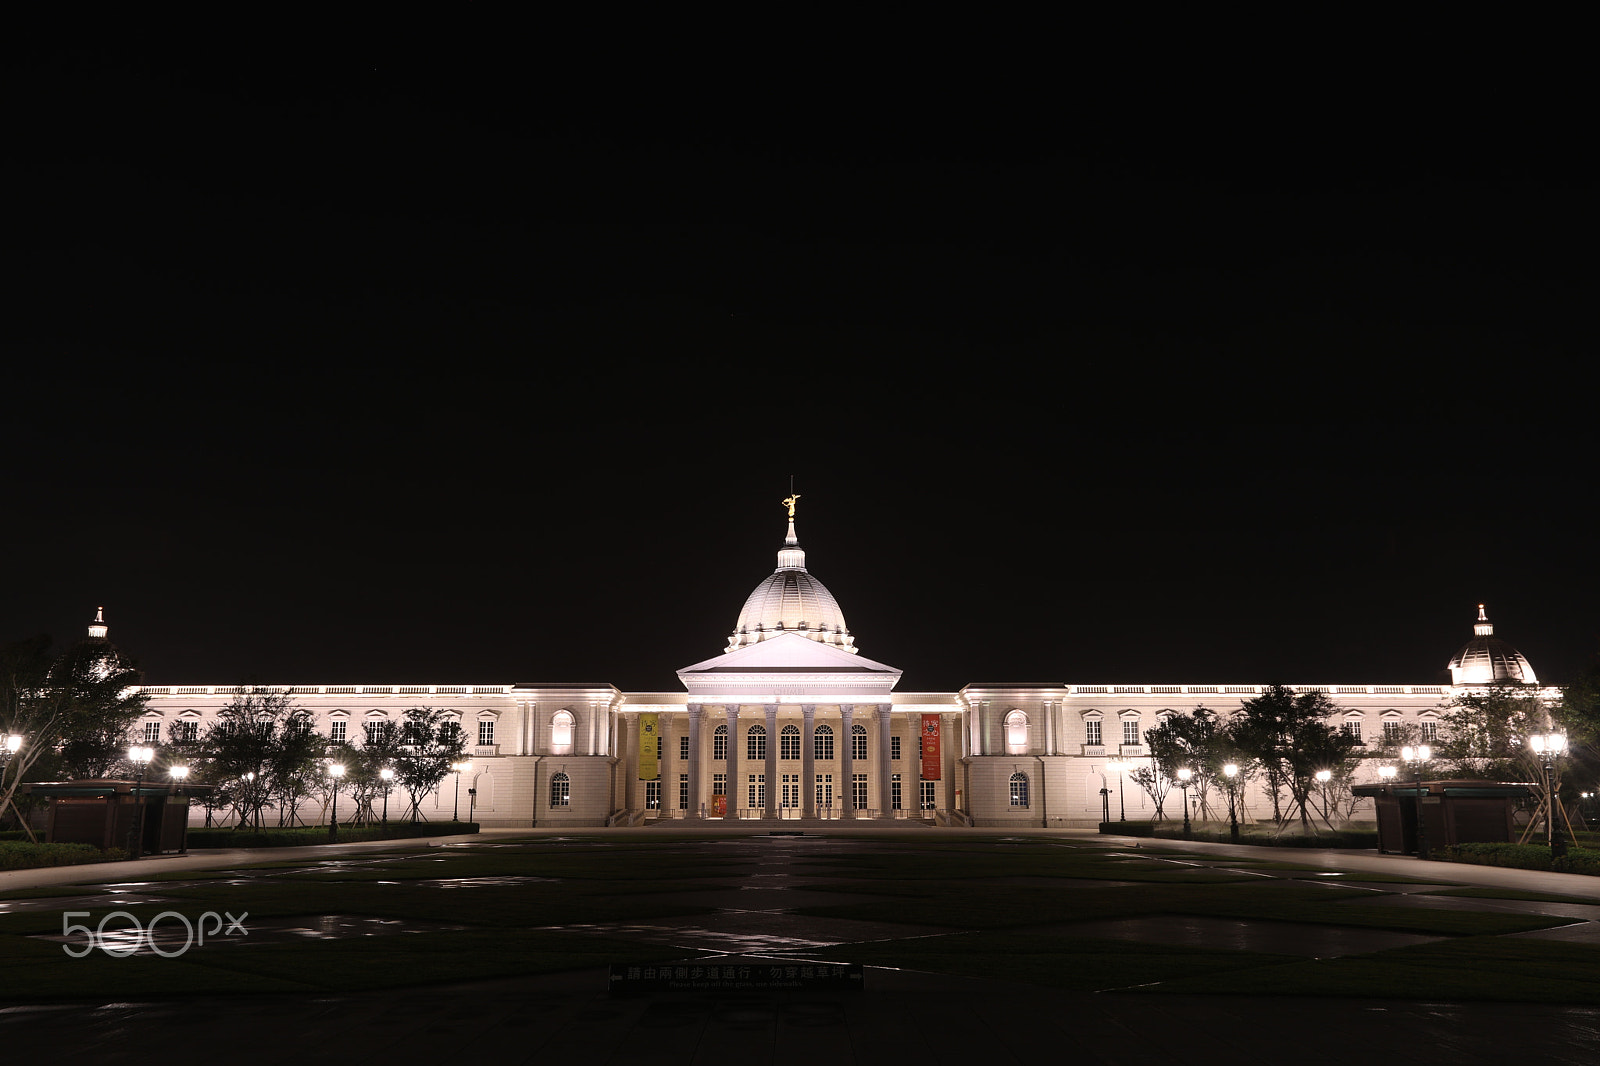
left=1447, top=604, right=1537, bottom=685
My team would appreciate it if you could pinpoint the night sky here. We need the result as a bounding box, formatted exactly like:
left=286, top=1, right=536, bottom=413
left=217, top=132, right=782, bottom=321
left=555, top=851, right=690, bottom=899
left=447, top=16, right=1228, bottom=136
left=7, top=45, right=1597, bottom=694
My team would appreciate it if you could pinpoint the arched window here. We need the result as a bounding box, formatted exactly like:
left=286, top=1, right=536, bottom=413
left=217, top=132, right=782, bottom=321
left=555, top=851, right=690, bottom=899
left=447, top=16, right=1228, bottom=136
left=713, top=724, right=728, bottom=760
left=1009, top=771, right=1030, bottom=808
left=781, top=723, right=800, bottom=760
left=551, top=710, right=575, bottom=755
left=747, top=723, right=766, bottom=761
left=814, top=724, right=834, bottom=761
left=851, top=723, right=867, bottom=760
left=1005, top=710, right=1028, bottom=755
left=550, top=771, right=570, bottom=807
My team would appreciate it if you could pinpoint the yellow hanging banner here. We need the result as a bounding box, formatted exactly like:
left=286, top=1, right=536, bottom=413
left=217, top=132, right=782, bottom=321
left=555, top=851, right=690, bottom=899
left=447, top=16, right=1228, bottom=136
left=638, top=714, right=659, bottom=781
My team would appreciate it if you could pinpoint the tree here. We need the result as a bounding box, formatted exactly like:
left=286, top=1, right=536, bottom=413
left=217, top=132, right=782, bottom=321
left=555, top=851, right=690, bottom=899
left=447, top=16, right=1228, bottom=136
left=1143, top=708, right=1227, bottom=819
left=1233, top=685, right=1359, bottom=833
left=389, top=708, right=469, bottom=822
left=1440, top=679, right=1578, bottom=840
left=199, top=688, right=322, bottom=829
left=0, top=633, right=148, bottom=840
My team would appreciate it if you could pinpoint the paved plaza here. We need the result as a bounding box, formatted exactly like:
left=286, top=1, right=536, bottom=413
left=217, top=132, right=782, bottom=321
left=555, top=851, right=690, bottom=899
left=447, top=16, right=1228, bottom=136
left=4, top=828, right=1600, bottom=1063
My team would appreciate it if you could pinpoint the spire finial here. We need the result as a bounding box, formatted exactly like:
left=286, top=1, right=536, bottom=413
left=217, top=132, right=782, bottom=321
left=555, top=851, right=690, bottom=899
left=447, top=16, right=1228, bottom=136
left=1474, top=604, right=1494, bottom=637
left=87, top=606, right=109, bottom=640
left=1478, top=603, right=1488, bottom=622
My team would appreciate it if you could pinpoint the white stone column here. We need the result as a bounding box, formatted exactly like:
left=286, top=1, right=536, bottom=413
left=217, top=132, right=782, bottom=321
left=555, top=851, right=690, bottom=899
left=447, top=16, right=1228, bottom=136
left=764, top=704, right=779, bottom=818
left=876, top=704, right=893, bottom=818
left=725, top=704, right=740, bottom=818
left=687, top=704, right=704, bottom=819
left=802, top=704, right=817, bottom=817
left=840, top=704, right=855, bottom=819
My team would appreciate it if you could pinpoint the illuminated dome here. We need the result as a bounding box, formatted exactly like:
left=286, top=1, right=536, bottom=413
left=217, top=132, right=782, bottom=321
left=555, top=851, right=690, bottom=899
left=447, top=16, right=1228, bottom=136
left=1448, top=605, right=1537, bottom=685
left=727, top=517, right=856, bottom=654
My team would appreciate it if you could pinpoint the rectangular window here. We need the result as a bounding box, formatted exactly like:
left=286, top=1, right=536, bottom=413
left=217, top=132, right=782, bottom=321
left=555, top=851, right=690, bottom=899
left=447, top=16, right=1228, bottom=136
left=920, top=780, right=937, bottom=810
left=478, top=720, right=495, bottom=746
left=1342, top=721, right=1362, bottom=743
left=1085, top=719, right=1102, bottom=746
left=891, top=735, right=901, bottom=761
left=1010, top=774, right=1030, bottom=808
left=781, top=773, right=800, bottom=808
left=712, top=772, right=726, bottom=795
left=1420, top=721, right=1439, bottom=742
left=852, top=729, right=867, bottom=761
left=1122, top=720, right=1140, bottom=746
left=680, top=735, right=690, bottom=761
left=657, top=735, right=663, bottom=760
left=330, top=721, right=347, bottom=743
left=748, top=773, right=765, bottom=810
left=645, top=779, right=661, bottom=809
left=175, top=720, right=199, bottom=743
left=815, top=773, right=834, bottom=809
left=1383, top=720, right=1402, bottom=743
left=678, top=773, right=689, bottom=810
left=891, top=773, right=903, bottom=810
left=142, top=721, right=160, bottom=744
left=852, top=773, right=867, bottom=810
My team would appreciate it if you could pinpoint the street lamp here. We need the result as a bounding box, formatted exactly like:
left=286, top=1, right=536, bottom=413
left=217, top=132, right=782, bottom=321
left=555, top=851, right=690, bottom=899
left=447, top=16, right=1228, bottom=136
left=1401, top=744, right=1431, bottom=859
left=327, top=763, right=346, bottom=843
left=451, top=760, right=473, bottom=822
left=1314, top=769, right=1332, bottom=827
left=127, top=745, right=154, bottom=859
left=379, top=766, right=394, bottom=824
left=1223, top=763, right=1240, bottom=843
left=1529, top=732, right=1568, bottom=849
left=1105, top=760, right=1127, bottom=821
left=1176, top=767, right=1193, bottom=839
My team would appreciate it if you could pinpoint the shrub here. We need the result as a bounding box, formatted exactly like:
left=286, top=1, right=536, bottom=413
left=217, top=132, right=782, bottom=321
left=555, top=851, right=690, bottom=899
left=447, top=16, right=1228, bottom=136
left=0, top=841, right=127, bottom=869
left=1440, top=841, right=1600, bottom=875
left=184, top=821, right=479, bottom=849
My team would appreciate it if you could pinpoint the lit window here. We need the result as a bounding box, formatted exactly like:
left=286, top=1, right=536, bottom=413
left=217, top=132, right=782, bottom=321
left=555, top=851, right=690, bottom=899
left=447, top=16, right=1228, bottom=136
left=550, top=772, right=570, bottom=807
left=813, top=724, right=834, bottom=761
left=1009, top=772, right=1030, bottom=808
left=645, top=780, right=661, bottom=809
left=781, top=724, right=800, bottom=760
left=920, top=780, right=937, bottom=810
left=851, top=723, right=867, bottom=761
left=747, top=724, right=766, bottom=760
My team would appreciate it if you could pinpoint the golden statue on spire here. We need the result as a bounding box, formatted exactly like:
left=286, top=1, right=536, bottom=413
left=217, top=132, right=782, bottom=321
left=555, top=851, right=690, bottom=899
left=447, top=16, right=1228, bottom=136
left=782, top=493, right=801, bottom=518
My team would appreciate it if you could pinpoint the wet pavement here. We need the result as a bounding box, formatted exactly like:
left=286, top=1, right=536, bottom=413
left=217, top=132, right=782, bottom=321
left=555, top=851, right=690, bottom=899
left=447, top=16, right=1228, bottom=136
left=4, top=826, right=1600, bottom=1060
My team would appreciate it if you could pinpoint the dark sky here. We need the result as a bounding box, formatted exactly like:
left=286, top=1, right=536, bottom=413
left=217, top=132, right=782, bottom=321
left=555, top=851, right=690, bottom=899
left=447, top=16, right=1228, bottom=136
left=6, top=44, right=1597, bottom=692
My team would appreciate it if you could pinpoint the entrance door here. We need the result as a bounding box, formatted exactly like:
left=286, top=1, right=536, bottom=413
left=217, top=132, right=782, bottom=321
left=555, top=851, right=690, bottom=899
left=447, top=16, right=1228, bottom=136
left=816, top=774, right=834, bottom=810
left=781, top=774, right=799, bottom=808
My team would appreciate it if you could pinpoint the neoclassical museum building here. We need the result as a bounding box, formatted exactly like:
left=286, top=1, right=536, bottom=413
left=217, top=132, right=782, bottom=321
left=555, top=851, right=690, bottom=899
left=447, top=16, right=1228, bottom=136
left=125, top=505, right=1544, bottom=829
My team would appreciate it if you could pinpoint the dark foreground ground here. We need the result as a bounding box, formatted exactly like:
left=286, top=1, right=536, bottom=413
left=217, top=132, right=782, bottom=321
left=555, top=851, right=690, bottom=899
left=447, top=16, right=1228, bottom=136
left=2, top=827, right=1599, bottom=1063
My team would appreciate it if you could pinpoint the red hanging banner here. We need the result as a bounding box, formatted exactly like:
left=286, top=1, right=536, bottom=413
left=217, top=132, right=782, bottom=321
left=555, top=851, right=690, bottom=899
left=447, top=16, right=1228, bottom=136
left=920, top=714, right=942, bottom=780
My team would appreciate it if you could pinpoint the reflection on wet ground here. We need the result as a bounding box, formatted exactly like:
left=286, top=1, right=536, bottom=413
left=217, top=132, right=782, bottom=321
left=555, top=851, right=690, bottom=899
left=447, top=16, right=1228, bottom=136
left=1044, top=914, right=1441, bottom=956
left=546, top=910, right=950, bottom=953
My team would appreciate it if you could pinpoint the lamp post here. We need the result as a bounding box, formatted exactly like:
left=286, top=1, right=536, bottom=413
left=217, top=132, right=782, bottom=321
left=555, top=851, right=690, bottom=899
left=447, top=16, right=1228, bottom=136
left=379, top=766, right=394, bottom=824
left=1529, top=732, right=1568, bottom=849
left=127, top=745, right=154, bottom=858
left=0, top=735, right=21, bottom=829
left=1314, top=769, right=1333, bottom=828
left=1402, top=745, right=1431, bottom=859
left=327, top=763, right=346, bottom=843
left=1176, top=767, right=1193, bottom=839
left=1106, top=760, right=1127, bottom=821
left=1223, top=763, right=1240, bottom=843
left=1098, top=770, right=1111, bottom=824
left=451, top=760, right=473, bottom=822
